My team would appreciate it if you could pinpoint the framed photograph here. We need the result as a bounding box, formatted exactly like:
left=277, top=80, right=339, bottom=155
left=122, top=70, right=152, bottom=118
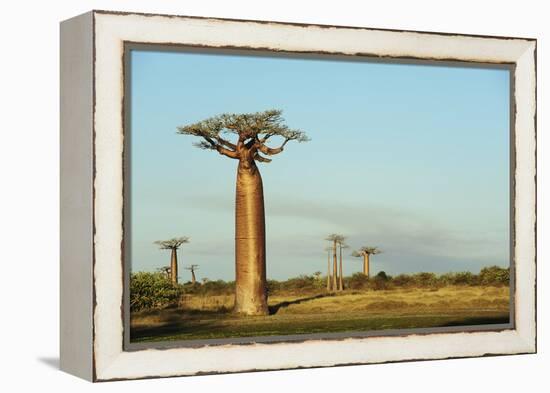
left=60, top=10, right=536, bottom=381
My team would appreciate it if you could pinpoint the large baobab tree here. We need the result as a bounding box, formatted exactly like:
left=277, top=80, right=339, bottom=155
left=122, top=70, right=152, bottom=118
left=351, top=246, right=381, bottom=278
left=184, top=264, right=199, bottom=284
left=326, top=234, right=345, bottom=291
left=177, top=109, right=309, bottom=315
left=154, top=237, right=190, bottom=284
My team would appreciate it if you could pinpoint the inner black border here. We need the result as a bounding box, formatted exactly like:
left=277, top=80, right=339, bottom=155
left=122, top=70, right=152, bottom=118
left=122, top=43, right=516, bottom=352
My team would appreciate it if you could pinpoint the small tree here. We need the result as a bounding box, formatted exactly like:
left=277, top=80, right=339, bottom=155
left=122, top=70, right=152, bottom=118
left=184, top=264, right=200, bottom=284
left=154, top=237, right=190, bottom=284
left=156, top=266, right=171, bottom=280
left=312, top=271, right=324, bottom=289
left=352, top=246, right=381, bottom=278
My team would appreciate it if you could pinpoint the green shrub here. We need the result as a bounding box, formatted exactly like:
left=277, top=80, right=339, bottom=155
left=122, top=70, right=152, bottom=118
left=449, top=271, right=478, bottom=285
left=372, top=271, right=391, bottom=290
left=279, top=275, right=316, bottom=292
left=479, top=266, right=510, bottom=286
left=267, top=279, right=281, bottom=294
left=268, top=274, right=328, bottom=294
left=130, top=272, right=183, bottom=312
left=392, top=274, right=415, bottom=287
left=182, top=280, right=234, bottom=295
left=410, top=272, right=438, bottom=287
left=437, top=272, right=455, bottom=286
left=346, top=272, right=370, bottom=290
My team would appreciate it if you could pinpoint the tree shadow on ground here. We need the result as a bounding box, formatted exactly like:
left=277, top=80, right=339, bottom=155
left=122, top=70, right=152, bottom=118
left=269, top=293, right=330, bottom=315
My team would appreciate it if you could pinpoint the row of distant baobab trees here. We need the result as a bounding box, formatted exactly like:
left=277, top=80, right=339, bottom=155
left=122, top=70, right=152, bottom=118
left=153, top=235, right=381, bottom=292
left=325, top=233, right=381, bottom=291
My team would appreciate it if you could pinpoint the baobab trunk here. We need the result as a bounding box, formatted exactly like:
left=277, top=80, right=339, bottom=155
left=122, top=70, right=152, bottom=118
left=363, top=254, right=370, bottom=278
left=234, top=158, right=268, bottom=315
left=327, top=250, right=331, bottom=291
left=170, top=248, right=178, bottom=284
left=191, top=270, right=196, bottom=284
left=332, top=240, right=338, bottom=291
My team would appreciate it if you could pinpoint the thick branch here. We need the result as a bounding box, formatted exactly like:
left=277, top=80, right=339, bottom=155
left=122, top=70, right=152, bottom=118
left=260, top=133, right=274, bottom=143
left=216, top=136, right=236, bottom=150
left=202, top=136, right=218, bottom=148
left=253, top=153, right=272, bottom=163
left=216, top=145, right=239, bottom=159
left=199, top=136, right=239, bottom=158
left=257, top=138, right=290, bottom=155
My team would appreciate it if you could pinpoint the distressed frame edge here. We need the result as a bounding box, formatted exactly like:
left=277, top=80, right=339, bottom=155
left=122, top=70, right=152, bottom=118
left=90, top=8, right=537, bottom=42
left=90, top=11, right=537, bottom=381
left=97, top=350, right=537, bottom=383
left=512, top=40, right=537, bottom=353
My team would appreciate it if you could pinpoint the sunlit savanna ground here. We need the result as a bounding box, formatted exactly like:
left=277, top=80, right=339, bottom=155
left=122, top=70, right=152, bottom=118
left=130, top=286, right=509, bottom=342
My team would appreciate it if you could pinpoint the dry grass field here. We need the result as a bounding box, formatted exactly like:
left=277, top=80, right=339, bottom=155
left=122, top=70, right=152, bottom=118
left=130, top=285, right=510, bottom=343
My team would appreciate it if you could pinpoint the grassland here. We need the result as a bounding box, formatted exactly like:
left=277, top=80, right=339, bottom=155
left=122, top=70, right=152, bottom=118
left=130, top=285, right=510, bottom=343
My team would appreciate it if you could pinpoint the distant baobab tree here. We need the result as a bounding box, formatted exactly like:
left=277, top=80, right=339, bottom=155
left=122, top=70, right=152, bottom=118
left=352, top=246, right=381, bottom=278
left=184, top=264, right=199, bottom=284
left=338, top=241, right=349, bottom=291
left=177, top=109, right=309, bottom=315
left=326, top=234, right=345, bottom=291
left=324, top=245, right=332, bottom=291
left=154, top=237, right=190, bottom=284
left=157, top=266, right=171, bottom=280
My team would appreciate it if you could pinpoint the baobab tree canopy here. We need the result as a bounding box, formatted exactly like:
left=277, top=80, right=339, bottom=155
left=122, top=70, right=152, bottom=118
left=352, top=246, right=381, bottom=257
left=176, top=109, right=310, bottom=163
left=325, top=233, right=345, bottom=244
left=154, top=237, right=190, bottom=250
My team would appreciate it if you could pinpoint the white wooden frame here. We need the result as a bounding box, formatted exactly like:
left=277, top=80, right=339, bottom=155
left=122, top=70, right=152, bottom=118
left=60, top=10, right=536, bottom=382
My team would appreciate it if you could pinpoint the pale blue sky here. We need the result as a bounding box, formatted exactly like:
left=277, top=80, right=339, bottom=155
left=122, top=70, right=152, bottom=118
left=129, top=49, right=510, bottom=281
